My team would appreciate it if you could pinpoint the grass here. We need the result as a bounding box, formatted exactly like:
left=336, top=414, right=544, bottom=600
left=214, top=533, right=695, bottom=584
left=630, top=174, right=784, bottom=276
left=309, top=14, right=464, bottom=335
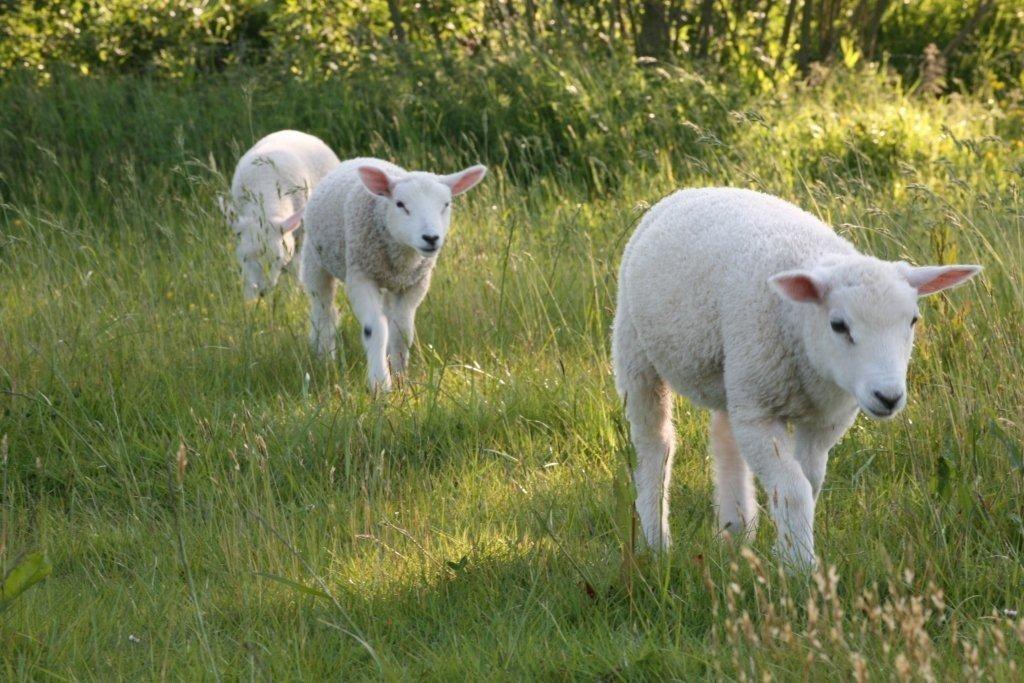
left=1, top=56, right=1023, bottom=679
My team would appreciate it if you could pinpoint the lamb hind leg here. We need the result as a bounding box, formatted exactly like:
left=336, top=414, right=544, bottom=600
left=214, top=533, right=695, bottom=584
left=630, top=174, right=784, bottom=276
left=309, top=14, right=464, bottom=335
left=614, top=318, right=675, bottom=552
left=299, top=246, right=338, bottom=358
left=710, top=411, right=758, bottom=541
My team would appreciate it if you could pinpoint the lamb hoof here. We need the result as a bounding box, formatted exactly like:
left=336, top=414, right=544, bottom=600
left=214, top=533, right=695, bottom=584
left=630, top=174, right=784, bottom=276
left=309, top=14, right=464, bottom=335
left=718, top=521, right=757, bottom=545
left=368, top=375, right=392, bottom=395
left=776, top=548, right=817, bottom=575
left=313, top=344, right=336, bottom=361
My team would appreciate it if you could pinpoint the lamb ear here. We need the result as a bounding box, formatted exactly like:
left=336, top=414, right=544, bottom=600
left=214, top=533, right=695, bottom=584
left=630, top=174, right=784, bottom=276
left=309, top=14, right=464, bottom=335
left=357, top=166, right=396, bottom=198
left=440, top=164, right=487, bottom=196
left=276, top=208, right=304, bottom=234
left=768, top=270, right=827, bottom=304
left=900, top=264, right=982, bottom=296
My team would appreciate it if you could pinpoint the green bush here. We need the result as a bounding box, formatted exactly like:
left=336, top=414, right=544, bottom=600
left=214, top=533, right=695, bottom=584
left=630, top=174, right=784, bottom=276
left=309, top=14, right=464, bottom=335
left=2, top=1, right=1021, bottom=91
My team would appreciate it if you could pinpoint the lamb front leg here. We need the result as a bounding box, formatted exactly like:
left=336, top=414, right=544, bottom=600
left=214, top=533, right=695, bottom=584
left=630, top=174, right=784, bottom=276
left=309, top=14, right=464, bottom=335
left=729, top=416, right=815, bottom=571
left=794, top=410, right=857, bottom=501
left=346, top=273, right=390, bottom=392
left=386, top=273, right=431, bottom=378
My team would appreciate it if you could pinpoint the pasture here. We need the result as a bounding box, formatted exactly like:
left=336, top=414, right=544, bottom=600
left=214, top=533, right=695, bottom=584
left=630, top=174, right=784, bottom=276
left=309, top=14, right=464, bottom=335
left=1, top=55, right=1023, bottom=678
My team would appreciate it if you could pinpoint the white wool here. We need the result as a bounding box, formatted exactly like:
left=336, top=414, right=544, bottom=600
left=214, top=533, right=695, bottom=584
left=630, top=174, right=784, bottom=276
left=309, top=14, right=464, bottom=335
left=300, top=157, right=486, bottom=391
left=612, top=187, right=981, bottom=569
left=223, top=130, right=340, bottom=302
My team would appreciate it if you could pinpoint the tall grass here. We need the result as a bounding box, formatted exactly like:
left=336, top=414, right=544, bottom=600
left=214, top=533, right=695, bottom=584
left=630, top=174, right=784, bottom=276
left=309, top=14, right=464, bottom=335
left=1, top=54, right=1022, bottom=678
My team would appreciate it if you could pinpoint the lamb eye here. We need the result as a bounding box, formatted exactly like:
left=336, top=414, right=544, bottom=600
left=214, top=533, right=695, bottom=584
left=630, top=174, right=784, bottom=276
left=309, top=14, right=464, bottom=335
left=443, top=202, right=450, bottom=209
left=830, top=319, right=849, bottom=335
left=396, top=201, right=406, bottom=210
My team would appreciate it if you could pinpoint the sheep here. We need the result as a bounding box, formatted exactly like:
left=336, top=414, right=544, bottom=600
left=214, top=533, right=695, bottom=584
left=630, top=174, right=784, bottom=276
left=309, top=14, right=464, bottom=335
left=299, top=158, right=487, bottom=391
left=220, top=130, right=340, bottom=302
left=612, top=187, right=981, bottom=570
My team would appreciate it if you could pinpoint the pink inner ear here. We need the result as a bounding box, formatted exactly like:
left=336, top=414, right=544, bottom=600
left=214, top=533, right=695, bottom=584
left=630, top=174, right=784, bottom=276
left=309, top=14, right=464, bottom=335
left=278, top=209, right=303, bottom=234
left=358, top=167, right=392, bottom=197
left=915, top=267, right=978, bottom=295
left=449, top=166, right=486, bottom=195
left=772, top=273, right=823, bottom=303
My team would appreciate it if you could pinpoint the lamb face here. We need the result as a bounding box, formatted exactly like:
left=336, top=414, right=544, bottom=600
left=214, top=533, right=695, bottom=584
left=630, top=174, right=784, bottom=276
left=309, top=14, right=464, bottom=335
left=230, top=207, right=302, bottom=302
left=357, top=165, right=487, bottom=256
left=770, top=258, right=981, bottom=420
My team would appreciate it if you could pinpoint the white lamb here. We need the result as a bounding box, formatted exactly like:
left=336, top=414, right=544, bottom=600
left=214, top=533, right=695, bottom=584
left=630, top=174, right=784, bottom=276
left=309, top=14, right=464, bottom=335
left=299, top=158, right=487, bottom=391
left=220, top=130, right=340, bottom=302
left=612, top=187, right=981, bottom=569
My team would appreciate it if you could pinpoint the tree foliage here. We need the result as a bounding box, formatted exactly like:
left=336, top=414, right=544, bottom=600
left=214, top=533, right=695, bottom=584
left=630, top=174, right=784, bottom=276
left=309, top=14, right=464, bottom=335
left=0, top=1, right=1020, bottom=91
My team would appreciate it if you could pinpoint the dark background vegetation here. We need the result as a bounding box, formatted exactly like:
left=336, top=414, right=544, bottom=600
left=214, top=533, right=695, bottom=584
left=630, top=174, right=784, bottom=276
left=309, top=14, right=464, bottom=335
left=2, top=1, right=1021, bottom=88
left=1, top=1, right=1021, bottom=206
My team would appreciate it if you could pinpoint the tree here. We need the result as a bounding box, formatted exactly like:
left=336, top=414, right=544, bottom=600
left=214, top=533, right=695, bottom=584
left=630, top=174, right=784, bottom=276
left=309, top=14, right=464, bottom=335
left=636, top=0, right=670, bottom=59
left=386, top=0, right=407, bottom=43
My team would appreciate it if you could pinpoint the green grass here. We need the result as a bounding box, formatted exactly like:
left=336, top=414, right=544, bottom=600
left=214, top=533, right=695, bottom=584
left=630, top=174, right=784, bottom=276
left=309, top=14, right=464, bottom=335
left=1, top=57, right=1023, bottom=679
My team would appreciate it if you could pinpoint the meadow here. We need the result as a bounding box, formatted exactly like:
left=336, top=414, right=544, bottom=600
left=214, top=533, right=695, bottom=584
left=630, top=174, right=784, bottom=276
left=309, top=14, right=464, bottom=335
left=1, top=50, right=1023, bottom=678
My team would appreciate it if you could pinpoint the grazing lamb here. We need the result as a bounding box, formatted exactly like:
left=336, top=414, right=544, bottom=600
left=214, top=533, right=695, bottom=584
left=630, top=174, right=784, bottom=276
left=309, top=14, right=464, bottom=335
left=220, top=130, right=340, bottom=302
left=612, top=187, right=981, bottom=569
left=300, top=158, right=487, bottom=391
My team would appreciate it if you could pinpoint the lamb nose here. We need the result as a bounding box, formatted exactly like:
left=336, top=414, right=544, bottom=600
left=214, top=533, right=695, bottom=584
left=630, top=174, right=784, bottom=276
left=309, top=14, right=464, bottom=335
left=873, top=390, right=902, bottom=410
left=422, top=234, right=439, bottom=245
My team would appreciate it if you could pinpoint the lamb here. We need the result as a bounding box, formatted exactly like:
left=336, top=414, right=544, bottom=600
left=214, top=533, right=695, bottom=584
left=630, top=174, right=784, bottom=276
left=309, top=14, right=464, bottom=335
left=612, top=187, right=981, bottom=569
left=220, top=130, right=340, bottom=302
left=299, top=158, right=486, bottom=391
